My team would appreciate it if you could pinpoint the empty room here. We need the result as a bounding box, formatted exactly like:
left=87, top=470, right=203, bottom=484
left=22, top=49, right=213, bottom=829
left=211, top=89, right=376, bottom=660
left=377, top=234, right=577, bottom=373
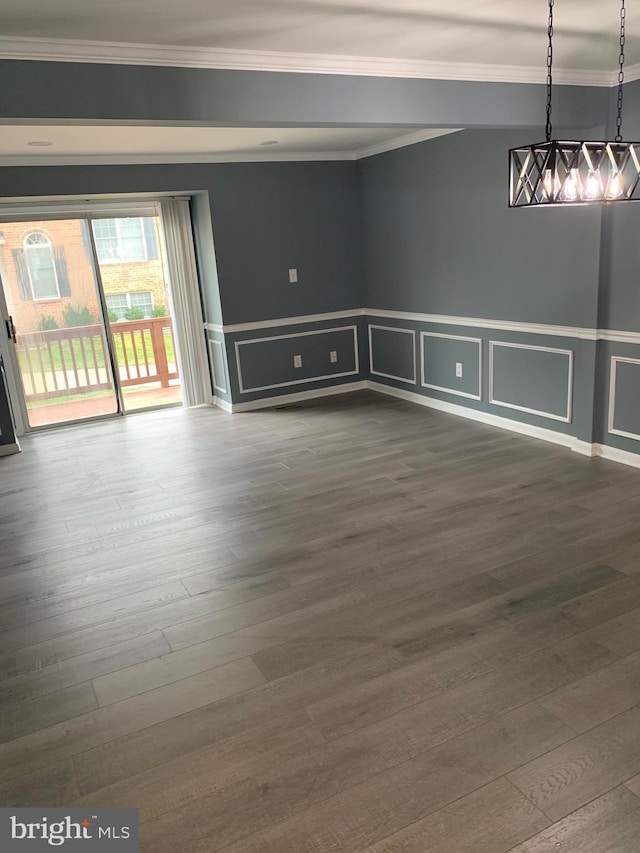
left=2, top=1, right=640, bottom=851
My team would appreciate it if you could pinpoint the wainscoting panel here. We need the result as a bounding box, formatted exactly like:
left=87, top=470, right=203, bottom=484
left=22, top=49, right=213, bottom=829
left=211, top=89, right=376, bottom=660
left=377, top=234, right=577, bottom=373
left=489, top=341, right=574, bottom=423
left=235, top=325, right=359, bottom=394
left=421, top=332, right=482, bottom=400
left=368, top=325, right=416, bottom=384
left=208, top=339, right=228, bottom=395
left=608, top=356, right=640, bottom=441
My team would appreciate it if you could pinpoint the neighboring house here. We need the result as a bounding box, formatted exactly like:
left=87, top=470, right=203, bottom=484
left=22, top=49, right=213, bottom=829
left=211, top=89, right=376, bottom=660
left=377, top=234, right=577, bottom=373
left=0, top=217, right=168, bottom=334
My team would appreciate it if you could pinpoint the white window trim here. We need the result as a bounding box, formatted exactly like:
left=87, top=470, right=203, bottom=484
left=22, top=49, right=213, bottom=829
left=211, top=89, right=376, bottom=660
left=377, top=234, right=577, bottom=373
left=24, top=232, right=60, bottom=301
left=106, top=291, right=154, bottom=319
left=95, top=217, right=149, bottom=265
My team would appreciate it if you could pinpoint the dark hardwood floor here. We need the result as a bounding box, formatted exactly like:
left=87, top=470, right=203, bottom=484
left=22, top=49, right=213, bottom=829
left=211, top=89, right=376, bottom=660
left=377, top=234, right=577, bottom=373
left=2, top=389, right=640, bottom=851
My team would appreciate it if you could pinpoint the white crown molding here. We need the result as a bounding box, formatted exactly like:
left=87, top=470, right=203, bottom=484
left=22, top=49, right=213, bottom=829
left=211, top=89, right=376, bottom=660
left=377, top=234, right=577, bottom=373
left=356, top=129, right=461, bottom=158
left=622, top=63, right=640, bottom=85
left=0, top=36, right=623, bottom=87
left=0, top=129, right=458, bottom=167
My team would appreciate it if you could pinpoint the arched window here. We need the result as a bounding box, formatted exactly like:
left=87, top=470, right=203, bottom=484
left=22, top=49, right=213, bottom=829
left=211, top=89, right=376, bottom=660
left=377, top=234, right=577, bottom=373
left=24, top=232, right=59, bottom=300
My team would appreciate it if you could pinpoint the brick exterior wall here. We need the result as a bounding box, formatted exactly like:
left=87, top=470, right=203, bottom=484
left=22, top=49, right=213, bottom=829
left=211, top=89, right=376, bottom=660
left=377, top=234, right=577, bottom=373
left=0, top=218, right=168, bottom=334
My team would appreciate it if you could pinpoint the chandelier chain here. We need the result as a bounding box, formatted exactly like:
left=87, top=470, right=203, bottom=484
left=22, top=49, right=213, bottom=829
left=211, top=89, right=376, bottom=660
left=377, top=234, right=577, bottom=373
left=616, top=0, right=627, bottom=143
left=545, top=0, right=554, bottom=142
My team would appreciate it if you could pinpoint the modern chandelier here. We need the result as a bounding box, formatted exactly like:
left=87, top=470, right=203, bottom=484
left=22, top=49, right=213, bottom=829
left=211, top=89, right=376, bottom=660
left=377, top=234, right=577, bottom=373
left=509, top=0, right=640, bottom=208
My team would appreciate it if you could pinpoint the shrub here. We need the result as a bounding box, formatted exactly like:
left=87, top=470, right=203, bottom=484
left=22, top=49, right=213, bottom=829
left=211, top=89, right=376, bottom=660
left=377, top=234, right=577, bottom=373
left=38, top=316, right=59, bottom=331
left=124, top=306, right=145, bottom=321
left=151, top=305, right=168, bottom=318
left=63, top=305, right=95, bottom=327
left=107, top=309, right=119, bottom=323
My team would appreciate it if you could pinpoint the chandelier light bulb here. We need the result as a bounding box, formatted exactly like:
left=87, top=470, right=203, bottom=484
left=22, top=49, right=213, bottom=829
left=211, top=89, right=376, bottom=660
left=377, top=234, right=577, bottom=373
left=585, top=170, right=602, bottom=199
left=544, top=169, right=557, bottom=199
left=607, top=171, right=624, bottom=199
left=563, top=169, right=580, bottom=201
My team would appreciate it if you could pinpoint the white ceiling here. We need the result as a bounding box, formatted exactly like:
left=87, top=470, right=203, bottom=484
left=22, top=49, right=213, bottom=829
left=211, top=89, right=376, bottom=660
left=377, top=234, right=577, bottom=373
left=0, top=0, right=636, bottom=77
left=0, top=125, right=457, bottom=165
left=0, top=1, right=631, bottom=165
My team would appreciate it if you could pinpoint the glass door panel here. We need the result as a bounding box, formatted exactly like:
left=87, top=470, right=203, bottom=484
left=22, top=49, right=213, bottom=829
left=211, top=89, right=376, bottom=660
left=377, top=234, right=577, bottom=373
left=91, top=215, right=182, bottom=413
left=0, top=218, right=119, bottom=427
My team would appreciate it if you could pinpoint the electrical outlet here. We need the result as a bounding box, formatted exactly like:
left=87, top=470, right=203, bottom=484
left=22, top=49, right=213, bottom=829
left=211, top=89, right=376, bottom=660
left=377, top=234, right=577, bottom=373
left=330, top=350, right=338, bottom=363
left=289, top=268, right=298, bottom=283
left=294, top=355, right=302, bottom=368
left=456, top=362, right=463, bottom=378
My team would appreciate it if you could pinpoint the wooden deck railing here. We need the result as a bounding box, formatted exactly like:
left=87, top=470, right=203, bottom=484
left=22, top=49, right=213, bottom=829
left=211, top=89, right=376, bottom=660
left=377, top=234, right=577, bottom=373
left=17, top=317, right=178, bottom=401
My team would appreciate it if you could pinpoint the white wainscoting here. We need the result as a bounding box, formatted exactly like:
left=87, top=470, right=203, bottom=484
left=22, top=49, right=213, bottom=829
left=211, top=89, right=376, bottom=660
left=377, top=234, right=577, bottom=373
left=234, top=325, right=359, bottom=394
left=420, top=331, right=482, bottom=400
left=489, top=341, right=574, bottom=423
left=368, top=324, right=416, bottom=384
left=608, top=355, right=640, bottom=441
left=208, top=339, right=228, bottom=395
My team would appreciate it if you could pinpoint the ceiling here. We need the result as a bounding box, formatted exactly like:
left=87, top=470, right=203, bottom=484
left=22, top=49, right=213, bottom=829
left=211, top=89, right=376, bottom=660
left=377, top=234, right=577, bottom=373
left=0, top=0, right=637, bottom=77
left=0, top=1, right=632, bottom=166
left=0, top=125, right=457, bottom=165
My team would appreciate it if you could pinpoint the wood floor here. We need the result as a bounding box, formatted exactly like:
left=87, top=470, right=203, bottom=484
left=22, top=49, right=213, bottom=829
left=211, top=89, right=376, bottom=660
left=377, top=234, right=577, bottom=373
left=2, top=389, right=640, bottom=852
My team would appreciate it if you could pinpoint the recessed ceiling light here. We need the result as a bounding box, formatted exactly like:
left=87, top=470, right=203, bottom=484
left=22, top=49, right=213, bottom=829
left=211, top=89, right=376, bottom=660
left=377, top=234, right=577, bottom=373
left=27, top=140, right=53, bottom=147
left=260, top=140, right=279, bottom=146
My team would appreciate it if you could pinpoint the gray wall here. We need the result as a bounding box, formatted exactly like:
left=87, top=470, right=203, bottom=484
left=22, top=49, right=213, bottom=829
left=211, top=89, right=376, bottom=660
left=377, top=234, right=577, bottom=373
left=203, top=162, right=363, bottom=324
left=1, top=57, right=639, bottom=456
left=0, top=161, right=363, bottom=404
left=360, top=128, right=603, bottom=328
left=0, top=60, right=607, bottom=129
left=0, top=162, right=362, bottom=326
left=599, top=79, right=640, bottom=332
left=590, top=80, right=640, bottom=455
left=191, top=191, right=223, bottom=327
left=359, top=127, right=614, bottom=447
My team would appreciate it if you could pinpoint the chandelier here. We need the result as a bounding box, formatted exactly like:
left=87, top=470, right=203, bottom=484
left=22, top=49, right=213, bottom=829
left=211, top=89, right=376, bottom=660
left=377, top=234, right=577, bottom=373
left=509, top=0, right=640, bottom=208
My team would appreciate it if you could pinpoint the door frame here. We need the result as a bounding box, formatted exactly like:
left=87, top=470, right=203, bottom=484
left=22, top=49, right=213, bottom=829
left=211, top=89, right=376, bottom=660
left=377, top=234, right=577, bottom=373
left=0, top=270, right=28, bottom=436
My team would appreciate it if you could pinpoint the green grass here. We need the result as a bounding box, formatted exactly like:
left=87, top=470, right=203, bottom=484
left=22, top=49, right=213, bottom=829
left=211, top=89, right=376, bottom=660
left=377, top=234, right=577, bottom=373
left=19, top=330, right=175, bottom=375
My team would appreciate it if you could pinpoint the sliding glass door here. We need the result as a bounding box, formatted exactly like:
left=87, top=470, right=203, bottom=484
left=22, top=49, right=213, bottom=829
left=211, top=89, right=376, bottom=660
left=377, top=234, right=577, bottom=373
left=0, top=218, right=119, bottom=427
left=0, top=211, right=183, bottom=428
left=91, top=215, right=182, bottom=413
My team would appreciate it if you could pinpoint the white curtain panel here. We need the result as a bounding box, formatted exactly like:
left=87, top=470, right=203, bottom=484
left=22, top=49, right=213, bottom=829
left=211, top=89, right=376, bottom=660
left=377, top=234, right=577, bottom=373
left=159, top=199, right=211, bottom=407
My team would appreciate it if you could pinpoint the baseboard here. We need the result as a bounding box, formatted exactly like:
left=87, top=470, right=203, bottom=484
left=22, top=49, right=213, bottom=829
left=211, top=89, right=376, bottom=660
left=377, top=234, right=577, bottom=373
left=211, top=377, right=640, bottom=470
left=592, top=443, right=640, bottom=469
left=223, top=381, right=367, bottom=412
left=0, top=441, right=21, bottom=457
left=366, top=380, right=593, bottom=456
